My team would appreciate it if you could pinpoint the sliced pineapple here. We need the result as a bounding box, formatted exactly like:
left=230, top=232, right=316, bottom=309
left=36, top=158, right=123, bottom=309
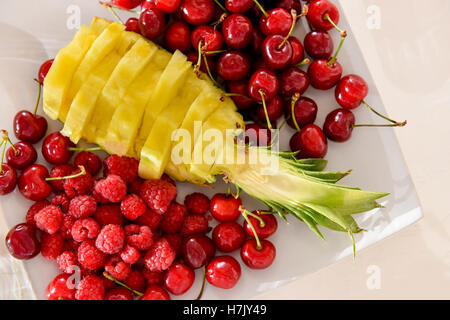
left=43, top=18, right=110, bottom=120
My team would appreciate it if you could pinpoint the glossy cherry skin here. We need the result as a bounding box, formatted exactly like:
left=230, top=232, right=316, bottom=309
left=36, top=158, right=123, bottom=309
left=139, top=285, right=171, bottom=300
left=181, top=0, right=215, bottom=25
left=105, top=287, right=134, bottom=300
left=46, top=273, right=76, bottom=300
left=290, top=124, right=328, bottom=159
left=14, top=111, right=48, bottom=144
left=323, top=108, right=355, bottom=142
left=245, top=123, right=271, bottom=147
left=243, top=212, right=278, bottom=239
left=5, top=223, right=40, bottom=260
left=141, top=0, right=157, bottom=11
left=227, top=80, right=254, bottom=110
left=0, top=164, right=18, bottom=195
left=288, top=36, right=305, bottom=65
left=216, top=52, right=251, bottom=81
left=259, top=8, right=293, bottom=36
left=74, top=152, right=101, bottom=176
left=240, top=239, right=276, bottom=269
left=286, top=96, right=318, bottom=129
left=139, top=8, right=166, bottom=41
left=276, top=0, right=303, bottom=12
left=164, top=21, right=191, bottom=53
left=38, top=59, right=54, bottom=84
left=125, top=17, right=141, bottom=34
left=222, top=14, right=253, bottom=50
left=6, top=141, right=37, bottom=170
left=248, top=68, right=279, bottom=102
left=163, top=262, right=195, bottom=295
left=206, top=255, right=241, bottom=289
left=155, top=0, right=181, bottom=13
left=335, top=74, right=369, bottom=109
left=111, top=0, right=142, bottom=9
left=181, top=234, right=216, bottom=269
left=262, top=35, right=293, bottom=70
left=256, top=95, right=284, bottom=122
left=42, top=132, right=75, bottom=165
left=308, top=59, right=342, bottom=90
left=212, top=222, right=246, bottom=252
left=191, top=25, right=223, bottom=52
left=304, top=31, right=333, bottom=60
left=279, top=67, right=310, bottom=96
left=210, top=193, right=242, bottom=222
left=18, top=164, right=52, bottom=201
left=306, top=0, right=340, bottom=32
left=225, top=0, right=254, bottom=13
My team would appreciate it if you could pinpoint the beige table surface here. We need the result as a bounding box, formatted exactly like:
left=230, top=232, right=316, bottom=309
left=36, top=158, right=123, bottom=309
left=258, top=0, right=450, bottom=299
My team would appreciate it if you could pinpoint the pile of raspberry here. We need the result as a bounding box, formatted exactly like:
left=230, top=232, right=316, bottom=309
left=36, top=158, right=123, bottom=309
left=28, top=154, right=211, bottom=300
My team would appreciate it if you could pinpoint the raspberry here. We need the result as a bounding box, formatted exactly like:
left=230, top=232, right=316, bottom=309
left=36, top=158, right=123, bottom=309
left=160, top=203, right=186, bottom=234
left=64, top=168, right=95, bottom=198
left=164, top=233, right=183, bottom=255
left=48, top=164, right=74, bottom=192
left=128, top=178, right=144, bottom=195
left=181, top=214, right=209, bottom=236
left=94, top=175, right=127, bottom=203
left=71, top=218, right=100, bottom=242
left=41, top=232, right=64, bottom=259
left=51, top=193, right=70, bottom=213
left=125, top=224, right=153, bottom=251
left=75, top=275, right=105, bottom=300
left=140, top=179, right=177, bottom=215
left=105, top=287, right=133, bottom=300
left=139, top=285, right=170, bottom=300
left=143, top=238, right=176, bottom=272
left=120, top=244, right=141, bottom=265
left=121, top=194, right=146, bottom=221
left=60, top=214, right=75, bottom=239
left=142, top=269, right=163, bottom=286
left=68, top=195, right=97, bottom=219
left=126, top=269, right=147, bottom=293
left=94, top=204, right=124, bottom=227
left=136, top=209, right=162, bottom=231
left=78, top=240, right=106, bottom=271
left=104, top=255, right=131, bottom=282
left=103, top=155, right=139, bottom=183
left=184, top=192, right=210, bottom=215
left=96, top=224, right=125, bottom=254
left=64, top=238, right=80, bottom=253
left=56, top=251, right=78, bottom=273
left=74, top=151, right=102, bottom=176
left=26, top=200, right=50, bottom=227
left=93, top=188, right=109, bottom=204
left=34, top=205, right=63, bottom=234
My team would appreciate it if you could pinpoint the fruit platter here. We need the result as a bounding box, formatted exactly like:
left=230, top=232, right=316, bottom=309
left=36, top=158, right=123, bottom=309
left=0, top=0, right=422, bottom=300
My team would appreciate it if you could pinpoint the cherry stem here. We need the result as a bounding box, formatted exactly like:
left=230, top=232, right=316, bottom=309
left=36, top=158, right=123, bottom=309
left=240, top=206, right=263, bottom=250
left=291, top=93, right=301, bottom=132
left=106, top=4, right=124, bottom=24
left=352, top=123, right=407, bottom=128
left=278, top=9, right=298, bottom=50
left=204, top=50, right=226, bottom=55
left=253, top=0, right=268, bottom=18
left=99, top=1, right=140, bottom=15
left=295, top=58, right=311, bottom=67
left=103, top=272, right=143, bottom=297
left=68, top=146, right=101, bottom=152
left=196, top=266, right=207, bottom=300
left=214, top=0, right=226, bottom=12
left=1, top=130, right=19, bottom=155
left=246, top=211, right=266, bottom=228
left=45, top=165, right=86, bottom=181
left=0, top=140, right=6, bottom=174
left=258, top=90, right=272, bottom=130
left=328, top=31, right=347, bottom=66
left=211, top=13, right=228, bottom=27
left=33, top=80, right=42, bottom=116
left=324, top=13, right=345, bottom=35
left=361, top=100, right=407, bottom=126
left=203, top=54, right=220, bottom=88
left=296, top=3, right=309, bottom=18
left=224, top=93, right=249, bottom=98
left=194, top=40, right=203, bottom=76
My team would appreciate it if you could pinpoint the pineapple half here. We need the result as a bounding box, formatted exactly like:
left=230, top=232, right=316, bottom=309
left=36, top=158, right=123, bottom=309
left=43, top=18, right=389, bottom=250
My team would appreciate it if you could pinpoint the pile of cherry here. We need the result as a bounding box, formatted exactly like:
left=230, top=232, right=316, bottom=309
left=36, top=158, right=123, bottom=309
left=111, top=0, right=405, bottom=158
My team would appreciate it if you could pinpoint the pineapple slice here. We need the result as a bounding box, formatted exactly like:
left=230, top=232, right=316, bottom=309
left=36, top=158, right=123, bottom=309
left=43, top=18, right=110, bottom=120
left=60, top=22, right=126, bottom=122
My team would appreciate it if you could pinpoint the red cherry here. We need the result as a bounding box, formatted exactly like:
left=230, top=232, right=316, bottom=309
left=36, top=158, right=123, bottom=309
left=308, top=59, right=342, bottom=90
left=212, top=222, right=246, bottom=252
left=251, top=28, right=265, bottom=54
left=222, top=14, right=253, bottom=50
left=323, top=108, right=355, bottom=142
left=164, top=21, right=191, bottom=53
left=46, top=273, right=76, bottom=300
left=210, top=193, right=242, bottom=222
left=18, top=164, right=52, bottom=201
left=288, top=36, right=305, bottom=65
left=252, top=57, right=271, bottom=72
left=243, top=212, right=278, bottom=239
left=74, top=151, right=102, bottom=176
left=259, top=8, right=293, bottom=36
left=290, top=124, right=328, bottom=159
left=139, top=8, right=166, bottom=40
left=240, top=239, right=276, bottom=269
left=191, top=25, right=223, bottom=52
left=248, top=68, right=279, bottom=102
left=14, top=111, right=48, bottom=144
left=276, top=0, right=303, bottom=12
left=125, top=17, right=141, bottom=34
left=216, top=52, right=251, bottom=81
left=335, top=74, right=368, bottom=109
left=0, top=164, right=18, bottom=195
left=187, top=51, right=215, bottom=74
left=306, top=0, right=340, bottom=32
left=5, top=223, right=40, bottom=260
left=42, top=132, right=75, bottom=165
left=227, top=80, right=255, bottom=110
left=48, top=164, right=74, bottom=192
left=304, top=31, right=334, bottom=60
left=139, top=285, right=171, bottom=300
left=155, top=0, right=181, bottom=13
left=206, top=255, right=241, bottom=289
left=225, top=0, right=254, bottom=13
left=279, top=67, right=310, bottom=96
left=181, top=234, right=216, bottom=269
left=141, top=0, right=157, bottom=10
left=256, top=95, right=284, bottom=123
left=111, top=0, right=142, bottom=9
left=245, top=123, right=271, bottom=147
left=181, top=0, right=215, bottom=26
left=262, top=35, right=293, bottom=70
left=163, top=262, right=195, bottom=295
left=38, top=59, right=54, bottom=85
left=286, top=96, right=318, bottom=129
left=6, top=141, right=37, bottom=170
left=105, top=287, right=134, bottom=300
